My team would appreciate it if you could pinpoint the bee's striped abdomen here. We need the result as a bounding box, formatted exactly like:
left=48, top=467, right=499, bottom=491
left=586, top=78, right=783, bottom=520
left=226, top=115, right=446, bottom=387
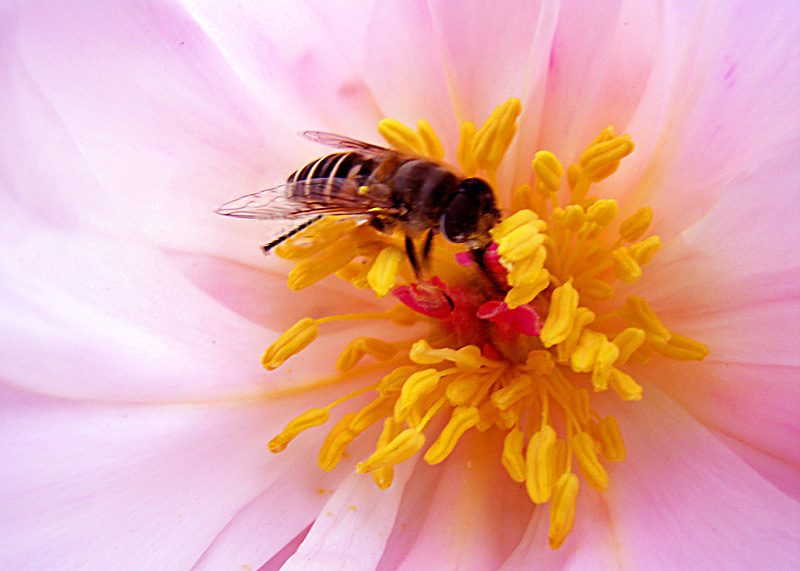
left=288, top=153, right=376, bottom=199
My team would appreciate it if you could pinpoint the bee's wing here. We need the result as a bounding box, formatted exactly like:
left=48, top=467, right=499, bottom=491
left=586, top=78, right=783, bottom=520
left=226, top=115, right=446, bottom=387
left=216, top=178, right=398, bottom=220
left=302, top=131, right=398, bottom=158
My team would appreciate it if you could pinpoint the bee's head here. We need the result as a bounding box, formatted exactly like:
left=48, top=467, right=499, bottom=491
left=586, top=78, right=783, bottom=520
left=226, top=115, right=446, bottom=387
left=440, top=178, right=500, bottom=248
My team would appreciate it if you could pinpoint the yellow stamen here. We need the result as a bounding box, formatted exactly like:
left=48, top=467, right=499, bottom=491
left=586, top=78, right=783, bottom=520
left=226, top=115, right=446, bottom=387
left=268, top=407, right=330, bottom=453
left=549, top=473, right=579, bottom=549
left=502, top=427, right=527, bottom=483
left=573, top=431, right=609, bottom=491
left=540, top=281, right=580, bottom=347
left=532, top=151, right=564, bottom=197
left=619, top=207, right=653, bottom=242
left=424, top=406, right=480, bottom=464
left=262, top=317, right=319, bottom=371
left=356, top=425, right=426, bottom=473
left=525, top=425, right=557, bottom=503
left=598, top=416, right=626, bottom=461
left=261, top=103, right=708, bottom=552
left=367, top=245, right=404, bottom=297
left=611, top=247, right=643, bottom=283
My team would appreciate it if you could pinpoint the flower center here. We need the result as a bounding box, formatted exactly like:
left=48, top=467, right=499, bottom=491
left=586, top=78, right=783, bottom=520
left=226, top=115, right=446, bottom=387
left=262, top=99, right=709, bottom=549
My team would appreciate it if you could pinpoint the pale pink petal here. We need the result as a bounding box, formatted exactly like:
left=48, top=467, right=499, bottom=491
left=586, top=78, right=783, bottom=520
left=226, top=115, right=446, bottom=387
left=180, top=0, right=384, bottom=137
left=499, top=489, right=619, bottom=569
left=634, top=359, right=800, bottom=500
left=192, top=406, right=382, bottom=570
left=533, top=0, right=658, bottom=163
left=618, top=0, right=800, bottom=239
left=379, top=430, right=533, bottom=569
left=502, top=386, right=800, bottom=567
left=604, top=386, right=800, bottom=568
left=0, top=382, right=353, bottom=568
left=7, top=0, right=305, bottom=264
left=282, top=456, right=420, bottom=570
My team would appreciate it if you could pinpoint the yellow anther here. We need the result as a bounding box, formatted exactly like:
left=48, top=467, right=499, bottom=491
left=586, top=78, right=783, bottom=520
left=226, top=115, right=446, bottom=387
left=268, top=407, right=330, bottom=453
left=473, top=98, right=522, bottom=172
left=619, top=207, right=653, bottom=242
left=532, top=150, right=564, bottom=197
left=383, top=304, right=421, bottom=326
left=417, top=119, right=445, bottom=159
left=349, top=396, right=395, bottom=433
left=592, top=339, right=620, bottom=391
left=505, top=269, right=550, bottom=309
left=274, top=217, right=359, bottom=260
left=491, top=374, right=534, bottom=410
left=549, top=473, right=579, bottom=549
left=563, top=204, right=586, bottom=232
left=475, top=400, right=497, bottom=432
left=572, top=388, right=592, bottom=425
left=455, top=345, right=484, bottom=370
left=372, top=466, right=394, bottom=490
left=511, top=184, right=534, bottom=213
left=394, top=368, right=440, bottom=420
left=611, top=247, right=642, bottom=283
left=357, top=426, right=426, bottom=473
left=378, top=118, right=425, bottom=155
left=377, top=365, right=417, bottom=396
left=445, top=373, right=483, bottom=405
left=569, top=329, right=605, bottom=374
left=424, top=406, right=480, bottom=464
left=526, top=425, right=557, bottom=503
left=612, top=328, right=646, bottom=365
left=620, top=296, right=671, bottom=344
left=577, top=278, right=614, bottom=300
left=495, top=402, right=523, bottom=430
left=367, top=245, right=404, bottom=297
left=586, top=199, right=618, bottom=227
left=566, top=163, right=581, bottom=192
left=262, top=317, right=319, bottom=370
left=496, top=227, right=546, bottom=262
left=506, top=247, right=547, bottom=286
left=573, top=431, right=609, bottom=491
left=408, top=339, right=445, bottom=364
left=502, top=427, right=527, bottom=483
left=491, top=209, right=543, bottom=240
left=540, top=281, right=580, bottom=347
left=650, top=333, right=710, bottom=361
left=609, top=368, right=643, bottom=401
left=336, top=337, right=398, bottom=371
left=598, top=416, right=625, bottom=461
left=287, top=237, right=360, bottom=290
left=579, top=133, right=634, bottom=182
left=630, top=235, right=662, bottom=265
left=556, top=307, right=595, bottom=363
left=318, top=412, right=358, bottom=471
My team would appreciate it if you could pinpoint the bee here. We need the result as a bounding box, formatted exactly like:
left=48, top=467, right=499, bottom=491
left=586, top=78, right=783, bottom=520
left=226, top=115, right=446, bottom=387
left=216, top=131, right=500, bottom=276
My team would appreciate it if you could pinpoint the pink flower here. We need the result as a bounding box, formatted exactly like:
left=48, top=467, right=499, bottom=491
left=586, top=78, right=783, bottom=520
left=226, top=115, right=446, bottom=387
left=2, top=0, right=799, bottom=569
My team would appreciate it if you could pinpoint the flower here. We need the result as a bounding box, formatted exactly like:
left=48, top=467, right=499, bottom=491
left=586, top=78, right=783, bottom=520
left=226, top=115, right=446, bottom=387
left=2, top=1, right=799, bottom=569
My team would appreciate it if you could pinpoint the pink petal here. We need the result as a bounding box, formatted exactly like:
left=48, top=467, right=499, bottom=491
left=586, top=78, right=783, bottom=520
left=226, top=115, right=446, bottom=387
left=634, top=359, right=800, bottom=500
left=618, top=0, right=800, bottom=239
left=379, top=430, right=533, bottom=569
left=604, top=386, right=800, bottom=568
left=282, top=455, right=419, bottom=570
left=0, top=382, right=353, bottom=568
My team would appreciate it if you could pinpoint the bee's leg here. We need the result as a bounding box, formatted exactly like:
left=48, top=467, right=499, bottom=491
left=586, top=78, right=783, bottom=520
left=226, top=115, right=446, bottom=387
left=405, top=235, right=422, bottom=279
left=421, top=228, right=435, bottom=269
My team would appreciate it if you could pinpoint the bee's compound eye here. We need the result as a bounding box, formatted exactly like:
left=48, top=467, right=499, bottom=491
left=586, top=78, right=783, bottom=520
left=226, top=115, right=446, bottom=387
left=441, top=192, right=478, bottom=243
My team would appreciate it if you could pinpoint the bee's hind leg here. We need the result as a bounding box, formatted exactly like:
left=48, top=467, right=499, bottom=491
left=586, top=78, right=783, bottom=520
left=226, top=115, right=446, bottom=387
left=405, top=235, right=422, bottom=279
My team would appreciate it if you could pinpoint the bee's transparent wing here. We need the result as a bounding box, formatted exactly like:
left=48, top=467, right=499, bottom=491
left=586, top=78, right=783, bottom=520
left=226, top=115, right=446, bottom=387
left=216, top=178, right=397, bottom=220
left=302, top=131, right=398, bottom=158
